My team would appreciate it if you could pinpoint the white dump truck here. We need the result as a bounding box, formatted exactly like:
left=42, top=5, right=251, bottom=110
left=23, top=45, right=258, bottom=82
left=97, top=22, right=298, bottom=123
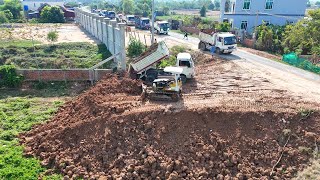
left=198, top=29, right=237, bottom=54
left=129, top=41, right=194, bottom=83
left=154, top=21, right=170, bottom=35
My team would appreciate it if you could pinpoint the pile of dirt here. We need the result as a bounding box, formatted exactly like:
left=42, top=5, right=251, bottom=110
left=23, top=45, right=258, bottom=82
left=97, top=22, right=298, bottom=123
left=20, top=71, right=320, bottom=180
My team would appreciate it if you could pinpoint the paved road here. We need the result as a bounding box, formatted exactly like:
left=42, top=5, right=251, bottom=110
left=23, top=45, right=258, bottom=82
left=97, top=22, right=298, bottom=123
left=156, top=31, right=320, bottom=102
left=165, top=31, right=320, bottom=83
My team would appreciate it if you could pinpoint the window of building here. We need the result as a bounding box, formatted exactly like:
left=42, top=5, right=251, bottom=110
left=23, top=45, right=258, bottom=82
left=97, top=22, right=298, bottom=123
left=241, top=21, right=248, bottom=30
left=243, top=0, right=251, bottom=10
left=265, top=0, right=274, bottom=10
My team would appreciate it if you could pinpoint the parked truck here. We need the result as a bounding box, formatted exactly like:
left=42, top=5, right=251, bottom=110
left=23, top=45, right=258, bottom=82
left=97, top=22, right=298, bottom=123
left=125, top=15, right=135, bottom=26
left=198, top=29, right=237, bottom=54
left=153, top=21, right=170, bottom=35
left=129, top=41, right=195, bottom=83
left=100, top=10, right=116, bottom=19
left=135, top=17, right=150, bottom=30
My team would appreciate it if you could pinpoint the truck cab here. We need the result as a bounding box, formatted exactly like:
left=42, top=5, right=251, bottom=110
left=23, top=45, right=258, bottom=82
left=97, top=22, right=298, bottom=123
left=214, top=33, right=237, bottom=54
left=176, top=53, right=195, bottom=82
left=126, top=15, right=135, bottom=26
left=135, top=17, right=150, bottom=30
left=154, top=21, right=170, bottom=35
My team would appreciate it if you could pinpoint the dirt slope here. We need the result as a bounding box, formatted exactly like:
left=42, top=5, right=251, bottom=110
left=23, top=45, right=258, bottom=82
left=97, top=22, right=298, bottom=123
left=20, top=65, right=320, bottom=179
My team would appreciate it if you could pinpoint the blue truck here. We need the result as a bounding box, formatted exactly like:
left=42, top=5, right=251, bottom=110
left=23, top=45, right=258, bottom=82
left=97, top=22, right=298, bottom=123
left=135, top=17, right=150, bottom=30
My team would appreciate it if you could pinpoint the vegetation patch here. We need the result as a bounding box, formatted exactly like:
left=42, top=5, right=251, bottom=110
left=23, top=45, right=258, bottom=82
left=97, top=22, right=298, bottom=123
left=0, top=41, right=112, bottom=69
left=0, top=96, right=63, bottom=179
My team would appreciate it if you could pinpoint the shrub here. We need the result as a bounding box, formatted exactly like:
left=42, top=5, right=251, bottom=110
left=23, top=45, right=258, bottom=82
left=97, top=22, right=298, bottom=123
left=158, top=45, right=187, bottom=68
left=0, top=65, right=23, bottom=88
left=127, top=38, right=146, bottom=58
left=40, top=6, right=65, bottom=23
left=47, top=31, right=58, bottom=44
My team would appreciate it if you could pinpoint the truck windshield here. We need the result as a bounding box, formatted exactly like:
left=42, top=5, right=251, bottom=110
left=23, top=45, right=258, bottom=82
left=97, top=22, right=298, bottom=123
left=160, top=23, right=169, bottom=28
left=142, top=20, right=150, bottom=24
left=109, top=12, right=115, bottom=17
left=223, top=36, right=236, bottom=45
left=128, top=17, right=134, bottom=21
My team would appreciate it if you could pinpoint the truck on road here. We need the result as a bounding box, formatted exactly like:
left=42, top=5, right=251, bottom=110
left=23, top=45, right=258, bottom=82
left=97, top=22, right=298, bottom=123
left=135, top=17, right=150, bottom=30
left=198, top=29, right=237, bottom=54
left=153, top=21, right=170, bottom=35
left=125, top=15, right=135, bottom=26
left=129, top=41, right=195, bottom=83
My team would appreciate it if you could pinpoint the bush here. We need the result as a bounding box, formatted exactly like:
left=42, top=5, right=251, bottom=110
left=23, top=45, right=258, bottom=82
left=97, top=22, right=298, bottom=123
left=0, top=65, right=23, bottom=88
left=127, top=38, right=146, bottom=58
left=0, top=12, right=8, bottom=23
left=158, top=45, right=187, bottom=68
left=40, top=6, right=65, bottom=23
left=47, top=31, right=58, bottom=44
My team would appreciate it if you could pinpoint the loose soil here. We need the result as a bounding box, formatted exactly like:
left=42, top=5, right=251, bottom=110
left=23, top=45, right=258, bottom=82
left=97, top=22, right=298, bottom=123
left=20, top=56, right=320, bottom=179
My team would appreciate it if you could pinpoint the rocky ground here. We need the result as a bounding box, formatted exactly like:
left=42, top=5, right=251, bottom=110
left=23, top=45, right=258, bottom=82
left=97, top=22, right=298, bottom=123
left=20, top=52, right=320, bottom=179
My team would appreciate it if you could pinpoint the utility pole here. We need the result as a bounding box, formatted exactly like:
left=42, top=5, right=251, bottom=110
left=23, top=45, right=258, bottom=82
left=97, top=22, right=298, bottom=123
left=253, top=10, right=259, bottom=41
left=151, top=0, right=155, bottom=44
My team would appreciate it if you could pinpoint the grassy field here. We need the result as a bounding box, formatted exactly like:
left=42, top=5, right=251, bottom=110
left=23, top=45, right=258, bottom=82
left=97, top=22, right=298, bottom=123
left=0, top=40, right=111, bottom=69
left=0, top=95, right=64, bottom=179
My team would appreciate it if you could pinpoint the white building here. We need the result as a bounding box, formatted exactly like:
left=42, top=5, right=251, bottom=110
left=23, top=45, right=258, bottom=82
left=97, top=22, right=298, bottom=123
left=22, top=0, right=65, bottom=11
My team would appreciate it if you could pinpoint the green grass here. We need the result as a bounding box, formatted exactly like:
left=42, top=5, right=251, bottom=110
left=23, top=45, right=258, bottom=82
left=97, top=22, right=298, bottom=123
left=0, top=96, right=64, bottom=179
left=0, top=40, right=42, bottom=48
left=0, top=41, right=112, bottom=69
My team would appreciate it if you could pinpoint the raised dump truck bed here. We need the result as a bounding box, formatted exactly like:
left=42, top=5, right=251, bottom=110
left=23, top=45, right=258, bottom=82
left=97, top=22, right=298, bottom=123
left=129, top=41, right=169, bottom=78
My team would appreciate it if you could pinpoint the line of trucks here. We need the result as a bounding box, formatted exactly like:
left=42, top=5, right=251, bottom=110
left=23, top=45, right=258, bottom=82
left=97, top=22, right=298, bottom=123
left=125, top=15, right=170, bottom=35
left=128, top=41, right=194, bottom=101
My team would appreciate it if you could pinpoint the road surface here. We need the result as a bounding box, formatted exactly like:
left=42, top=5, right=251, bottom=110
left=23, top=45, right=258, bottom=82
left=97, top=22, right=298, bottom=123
left=156, top=31, right=320, bottom=103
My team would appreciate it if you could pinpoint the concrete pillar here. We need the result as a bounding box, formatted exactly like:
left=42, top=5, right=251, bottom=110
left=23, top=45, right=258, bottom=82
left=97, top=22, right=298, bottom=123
left=98, top=16, right=104, bottom=42
left=110, top=20, right=117, bottom=55
left=94, top=14, right=100, bottom=38
left=103, top=18, right=110, bottom=45
left=118, top=23, right=127, bottom=71
left=89, top=13, right=95, bottom=35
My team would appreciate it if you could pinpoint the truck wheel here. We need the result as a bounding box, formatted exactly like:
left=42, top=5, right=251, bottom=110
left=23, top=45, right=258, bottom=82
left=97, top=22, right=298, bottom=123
left=180, top=75, right=187, bottom=84
left=216, top=48, right=221, bottom=54
left=199, top=42, right=206, bottom=51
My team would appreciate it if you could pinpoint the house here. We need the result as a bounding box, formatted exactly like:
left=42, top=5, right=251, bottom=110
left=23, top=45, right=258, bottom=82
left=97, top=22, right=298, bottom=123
left=22, top=0, right=65, bottom=11
left=220, top=0, right=308, bottom=33
left=27, top=4, right=75, bottom=20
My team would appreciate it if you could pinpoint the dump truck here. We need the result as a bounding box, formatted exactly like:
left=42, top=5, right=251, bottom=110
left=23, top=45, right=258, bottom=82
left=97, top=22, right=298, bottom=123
left=135, top=17, right=150, bottom=30
left=153, top=21, right=170, bottom=35
left=198, top=29, right=237, bottom=54
left=128, top=41, right=195, bottom=84
left=125, top=15, right=135, bottom=26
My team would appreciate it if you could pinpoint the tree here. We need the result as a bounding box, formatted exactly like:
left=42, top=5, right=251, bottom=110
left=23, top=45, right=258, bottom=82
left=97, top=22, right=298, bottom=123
left=208, top=3, right=215, bottom=10
left=217, top=22, right=231, bottom=32
left=0, top=12, right=8, bottom=23
left=3, top=9, right=13, bottom=20
left=47, top=31, right=58, bottom=44
left=122, top=0, right=134, bottom=14
left=40, top=6, right=65, bottom=23
left=162, top=6, right=169, bottom=16
left=200, top=5, right=206, bottom=17
left=65, top=2, right=79, bottom=7
left=282, top=9, right=320, bottom=55
left=127, top=38, right=145, bottom=58
left=214, top=0, right=220, bottom=10
left=307, top=0, right=311, bottom=7
left=1, top=0, right=22, bottom=19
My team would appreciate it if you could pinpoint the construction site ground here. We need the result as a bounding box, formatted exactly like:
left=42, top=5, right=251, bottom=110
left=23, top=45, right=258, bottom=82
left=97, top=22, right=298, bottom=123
left=19, top=26, right=320, bottom=179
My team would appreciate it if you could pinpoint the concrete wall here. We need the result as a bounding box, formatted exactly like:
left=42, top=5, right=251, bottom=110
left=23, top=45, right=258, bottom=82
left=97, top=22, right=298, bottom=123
left=74, top=8, right=126, bottom=71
